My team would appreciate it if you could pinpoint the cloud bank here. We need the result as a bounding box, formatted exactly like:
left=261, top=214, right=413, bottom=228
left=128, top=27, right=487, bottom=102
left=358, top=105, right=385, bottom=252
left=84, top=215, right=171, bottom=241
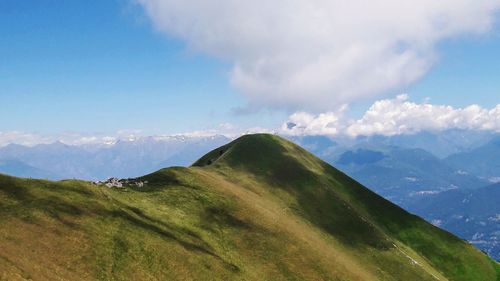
left=138, top=0, right=500, bottom=111
left=0, top=125, right=270, bottom=147
left=0, top=131, right=135, bottom=147
left=281, top=95, right=500, bottom=136
left=2, top=96, right=499, bottom=146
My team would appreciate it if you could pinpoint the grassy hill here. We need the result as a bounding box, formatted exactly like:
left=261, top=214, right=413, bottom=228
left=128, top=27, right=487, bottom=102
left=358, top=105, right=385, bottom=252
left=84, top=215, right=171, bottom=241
left=0, top=134, right=498, bottom=280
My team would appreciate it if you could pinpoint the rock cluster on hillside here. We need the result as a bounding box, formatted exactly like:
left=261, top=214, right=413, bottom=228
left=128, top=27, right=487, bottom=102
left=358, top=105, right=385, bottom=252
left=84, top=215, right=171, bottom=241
left=93, top=177, right=147, bottom=188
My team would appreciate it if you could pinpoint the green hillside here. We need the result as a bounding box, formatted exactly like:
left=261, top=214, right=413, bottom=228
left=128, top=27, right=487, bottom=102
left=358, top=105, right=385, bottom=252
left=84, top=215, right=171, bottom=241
left=1, top=134, right=498, bottom=280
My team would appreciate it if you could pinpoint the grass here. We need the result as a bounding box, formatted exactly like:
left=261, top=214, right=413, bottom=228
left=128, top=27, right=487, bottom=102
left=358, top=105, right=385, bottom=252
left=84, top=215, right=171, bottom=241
left=0, top=133, right=498, bottom=280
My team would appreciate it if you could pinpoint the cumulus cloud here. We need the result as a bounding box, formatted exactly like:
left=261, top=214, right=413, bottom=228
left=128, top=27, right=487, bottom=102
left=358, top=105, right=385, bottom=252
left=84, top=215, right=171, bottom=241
left=281, top=95, right=500, bottom=136
left=346, top=95, right=500, bottom=136
left=281, top=106, right=347, bottom=136
left=137, top=0, right=500, bottom=111
left=3, top=97, right=499, bottom=146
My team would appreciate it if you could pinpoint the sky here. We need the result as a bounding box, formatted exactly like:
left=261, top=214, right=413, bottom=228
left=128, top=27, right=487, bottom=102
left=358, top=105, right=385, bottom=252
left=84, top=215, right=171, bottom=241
left=1, top=0, right=499, bottom=144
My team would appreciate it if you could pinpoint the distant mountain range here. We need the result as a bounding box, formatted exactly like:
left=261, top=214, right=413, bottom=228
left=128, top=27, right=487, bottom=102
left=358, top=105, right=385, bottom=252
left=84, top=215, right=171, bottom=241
left=0, top=135, right=230, bottom=180
left=0, top=159, right=56, bottom=179
left=332, top=146, right=487, bottom=205
left=1, top=134, right=498, bottom=280
left=445, top=136, right=500, bottom=182
left=289, top=132, right=498, bottom=207
left=407, top=183, right=500, bottom=261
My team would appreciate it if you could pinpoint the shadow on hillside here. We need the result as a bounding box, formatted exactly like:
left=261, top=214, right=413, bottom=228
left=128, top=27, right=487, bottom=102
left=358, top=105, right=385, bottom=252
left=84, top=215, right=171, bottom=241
left=219, top=135, right=393, bottom=250
left=107, top=206, right=241, bottom=273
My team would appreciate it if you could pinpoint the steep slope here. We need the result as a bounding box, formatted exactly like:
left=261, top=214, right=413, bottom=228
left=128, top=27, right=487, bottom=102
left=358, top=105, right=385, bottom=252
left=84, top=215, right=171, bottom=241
left=0, top=134, right=498, bottom=281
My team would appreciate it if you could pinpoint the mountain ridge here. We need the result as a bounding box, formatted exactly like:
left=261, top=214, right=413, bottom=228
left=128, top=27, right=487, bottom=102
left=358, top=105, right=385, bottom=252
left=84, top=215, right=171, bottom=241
left=0, top=134, right=498, bottom=280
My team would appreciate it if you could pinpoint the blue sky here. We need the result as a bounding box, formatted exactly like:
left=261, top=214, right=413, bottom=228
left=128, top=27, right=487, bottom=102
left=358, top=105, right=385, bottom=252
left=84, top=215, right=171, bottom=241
left=0, top=0, right=283, bottom=135
left=409, top=31, right=500, bottom=107
left=1, top=0, right=499, bottom=137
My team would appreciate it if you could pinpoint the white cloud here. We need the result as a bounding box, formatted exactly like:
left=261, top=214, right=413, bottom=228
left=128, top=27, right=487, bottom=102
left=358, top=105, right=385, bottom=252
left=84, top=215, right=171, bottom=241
left=0, top=124, right=272, bottom=147
left=2, top=96, right=499, bottom=146
left=179, top=123, right=273, bottom=138
left=346, top=95, right=500, bottom=136
left=280, top=106, right=346, bottom=136
left=281, top=95, right=500, bottom=136
left=0, top=131, right=121, bottom=147
left=137, top=0, right=500, bottom=111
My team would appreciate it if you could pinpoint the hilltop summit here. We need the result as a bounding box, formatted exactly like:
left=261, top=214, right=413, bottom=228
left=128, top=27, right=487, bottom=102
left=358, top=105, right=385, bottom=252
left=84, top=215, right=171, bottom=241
left=1, top=134, right=498, bottom=280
